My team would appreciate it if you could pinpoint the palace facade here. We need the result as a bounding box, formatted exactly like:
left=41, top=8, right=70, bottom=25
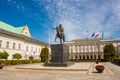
left=0, top=21, right=49, bottom=60
left=65, top=38, right=120, bottom=60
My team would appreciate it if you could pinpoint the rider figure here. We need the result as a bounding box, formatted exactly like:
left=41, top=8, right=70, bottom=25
left=59, top=24, right=64, bottom=35
left=54, top=24, right=64, bottom=37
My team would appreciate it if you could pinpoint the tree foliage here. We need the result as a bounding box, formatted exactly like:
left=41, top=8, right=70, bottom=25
left=104, top=44, right=116, bottom=61
left=0, top=51, right=9, bottom=59
left=13, top=53, right=22, bottom=60
left=0, top=52, right=2, bottom=59
left=40, top=47, right=49, bottom=62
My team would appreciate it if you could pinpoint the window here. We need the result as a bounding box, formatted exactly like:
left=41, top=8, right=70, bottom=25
left=88, top=45, right=90, bottom=52
left=18, top=44, right=21, bottom=50
left=69, top=46, right=73, bottom=53
left=26, top=46, right=28, bottom=51
left=79, top=46, right=81, bottom=53
left=13, top=43, right=16, bottom=49
left=71, top=48, right=73, bottom=53
left=90, top=45, right=93, bottom=52
left=91, top=55, right=93, bottom=59
left=31, top=47, right=33, bottom=52
left=95, top=45, right=98, bottom=52
left=77, top=46, right=80, bottom=53
left=92, top=45, right=95, bottom=52
left=75, top=55, right=78, bottom=59
left=79, top=55, right=81, bottom=59
left=36, top=48, right=37, bottom=52
left=39, top=48, right=40, bottom=52
left=86, top=45, right=88, bottom=52
left=84, top=46, right=86, bottom=52
left=83, top=46, right=85, bottom=52
left=6, top=42, right=9, bottom=48
left=81, top=46, right=83, bottom=53
left=0, top=40, right=2, bottom=48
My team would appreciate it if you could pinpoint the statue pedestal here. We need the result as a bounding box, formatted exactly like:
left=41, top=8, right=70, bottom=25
left=44, top=44, right=74, bottom=67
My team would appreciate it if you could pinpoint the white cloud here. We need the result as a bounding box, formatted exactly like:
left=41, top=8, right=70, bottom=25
left=7, top=0, right=25, bottom=12
left=113, top=0, right=120, bottom=19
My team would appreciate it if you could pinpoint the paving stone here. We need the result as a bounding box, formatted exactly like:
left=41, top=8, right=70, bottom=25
left=0, top=62, right=119, bottom=80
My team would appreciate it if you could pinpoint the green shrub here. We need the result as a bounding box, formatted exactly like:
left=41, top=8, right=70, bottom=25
left=69, top=59, right=95, bottom=62
left=0, top=60, right=11, bottom=65
left=0, top=52, right=2, bottom=59
left=13, top=53, right=22, bottom=60
left=104, top=44, right=116, bottom=62
left=0, top=60, right=41, bottom=65
left=40, top=47, right=49, bottom=62
left=31, top=59, right=41, bottom=63
left=22, top=60, right=30, bottom=64
left=112, top=58, right=120, bottom=65
left=0, top=51, right=9, bottom=59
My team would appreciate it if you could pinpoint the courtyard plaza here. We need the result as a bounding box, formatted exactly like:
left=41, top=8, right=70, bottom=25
left=0, top=62, right=120, bottom=80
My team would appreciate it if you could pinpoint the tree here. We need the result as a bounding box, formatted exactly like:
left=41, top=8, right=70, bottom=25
left=0, top=52, right=2, bottom=59
left=1, top=51, right=9, bottom=59
left=40, top=47, right=49, bottom=62
left=104, top=44, right=116, bottom=61
left=13, top=53, right=22, bottom=60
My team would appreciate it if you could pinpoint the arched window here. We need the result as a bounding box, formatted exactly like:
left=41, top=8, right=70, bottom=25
left=71, top=56, right=73, bottom=60
left=98, top=55, right=101, bottom=60
left=91, top=55, right=93, bottom=59
left=79, top=55, right=81, bottom=60
left=87, top=55, right=89, bottom=60
left=83, top=55, right=85, bottom=60
left=75, top=55, right=78, bottom=59
left=94, top=55, right=96, bottom=59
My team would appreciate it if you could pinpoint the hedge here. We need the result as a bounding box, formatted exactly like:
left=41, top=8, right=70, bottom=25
left=112, top=58, right=120, bottom=66
left=70, top=59, right=95, bottom=62
left=69, top=59, right=105, bottom=62
left=0, top=60, right=41, bottom=66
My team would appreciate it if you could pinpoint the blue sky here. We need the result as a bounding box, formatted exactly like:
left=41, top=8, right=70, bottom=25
left=0, top=0, right=120, bottom=43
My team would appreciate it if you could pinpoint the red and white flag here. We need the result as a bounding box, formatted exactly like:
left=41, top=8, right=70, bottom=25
left=91, top=32, right=99, bottom=38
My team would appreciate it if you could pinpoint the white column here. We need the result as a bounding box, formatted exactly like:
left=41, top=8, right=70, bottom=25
left=79, top=46, right=81, bottom=53
left=77, top=46, right=79, bottom=53
left=84, top=45, right=86, bottom=53
left=81, top=46, right=83, bottom=53
left=72, top=45, right=75, bottom=53
left=89, top=45, right=91, bottom=52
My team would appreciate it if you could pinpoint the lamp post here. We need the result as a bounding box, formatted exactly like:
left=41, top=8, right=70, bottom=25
left=24, top=52, right=27, bottom=59
left=98, top=40, right=101, bottom=61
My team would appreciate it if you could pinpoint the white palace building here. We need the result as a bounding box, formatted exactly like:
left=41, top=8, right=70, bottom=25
left=0, top=21, right=49, bottom=60
left=65, top=38, right=120, bottom=60
left=0, top=21, right=120, bottom=60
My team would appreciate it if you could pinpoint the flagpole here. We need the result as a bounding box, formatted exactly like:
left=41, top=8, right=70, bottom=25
left=48, top=28, right=51, bottom=46
left=86, top=30, right=89, bottom=39
left=102, top=32, right=104, bottom=39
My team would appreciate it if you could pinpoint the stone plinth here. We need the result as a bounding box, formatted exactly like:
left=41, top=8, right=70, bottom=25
left=51, top=44, right=69, bottom=63
left=44, top=44, right=73, bottom=67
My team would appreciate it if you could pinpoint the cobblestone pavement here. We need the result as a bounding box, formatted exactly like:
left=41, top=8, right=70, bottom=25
left=0, top=62, right=119, bottom=80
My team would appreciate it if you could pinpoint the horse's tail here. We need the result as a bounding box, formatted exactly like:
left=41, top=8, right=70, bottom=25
left=55, top=36, right=57, bottom=42
left=63, top=35, right=65, bottom=42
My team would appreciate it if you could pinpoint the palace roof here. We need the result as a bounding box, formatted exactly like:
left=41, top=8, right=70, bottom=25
left=0, top=21, right=31, bottom=37
left=0, top=21, right=24, bottom=34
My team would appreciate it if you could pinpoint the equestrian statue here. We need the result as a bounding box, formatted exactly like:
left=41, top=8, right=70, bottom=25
left=53, top=24, right=65, bottom=44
